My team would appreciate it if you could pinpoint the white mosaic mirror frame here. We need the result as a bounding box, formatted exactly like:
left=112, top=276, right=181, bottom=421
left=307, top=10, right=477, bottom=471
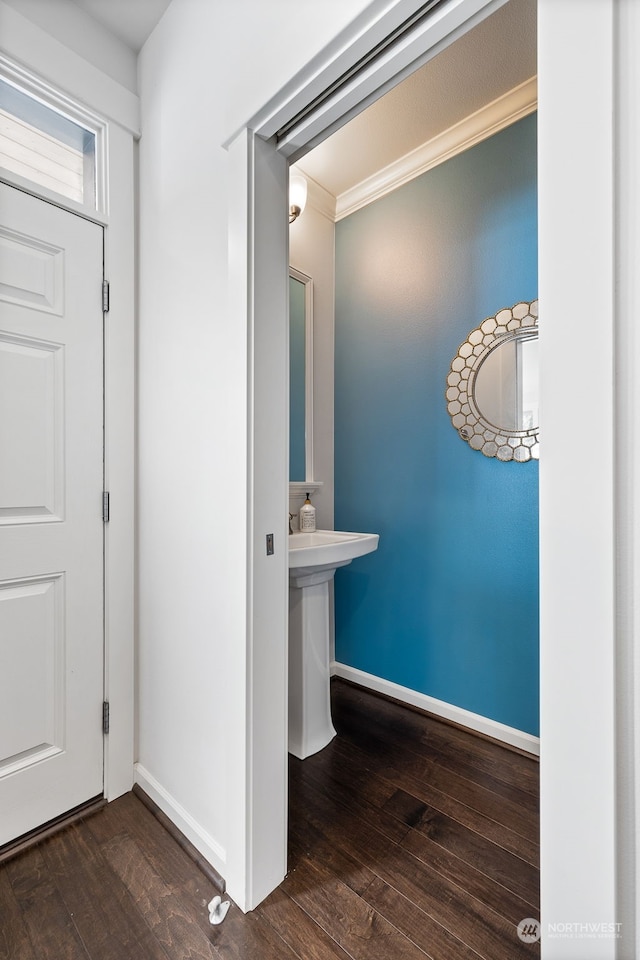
left=446, top=299, right=539, bottom=462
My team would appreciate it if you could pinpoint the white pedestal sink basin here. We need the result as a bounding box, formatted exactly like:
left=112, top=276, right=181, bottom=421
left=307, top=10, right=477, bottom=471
left=288, top=529, right=379, bottom=759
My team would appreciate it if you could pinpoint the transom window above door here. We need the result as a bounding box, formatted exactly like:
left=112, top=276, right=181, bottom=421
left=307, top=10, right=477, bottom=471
left=0, top=71, right=103, bottom=211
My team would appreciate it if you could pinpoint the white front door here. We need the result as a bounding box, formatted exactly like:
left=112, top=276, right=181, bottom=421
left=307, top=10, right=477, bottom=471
left=0, top=183, right=104, bottom=844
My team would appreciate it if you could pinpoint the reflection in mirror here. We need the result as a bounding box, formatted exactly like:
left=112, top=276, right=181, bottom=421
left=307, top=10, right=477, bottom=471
left=289, top=275, right=306, bottom=481
left=475, top=334, right=539, bottom=432
left=289, top=269, right=313, bottom=482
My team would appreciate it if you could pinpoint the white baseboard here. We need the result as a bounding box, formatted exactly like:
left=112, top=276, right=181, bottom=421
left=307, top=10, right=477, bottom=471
left=134, top=763, right=227, bottom=876
left=331, top=662, right=540, bottom=757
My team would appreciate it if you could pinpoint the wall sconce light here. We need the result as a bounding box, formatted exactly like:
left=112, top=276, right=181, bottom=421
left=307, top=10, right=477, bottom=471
left=289, top=172, right=307, bottom=223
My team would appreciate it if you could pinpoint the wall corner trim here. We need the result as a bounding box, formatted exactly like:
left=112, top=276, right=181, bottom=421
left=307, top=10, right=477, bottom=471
left=133, top=764, right=227, bottom=878
left=331, top=662, right=540, bottom=756
left=334, top=76, right=537, bottom=221
left=300, top=174, right=336, bottom=221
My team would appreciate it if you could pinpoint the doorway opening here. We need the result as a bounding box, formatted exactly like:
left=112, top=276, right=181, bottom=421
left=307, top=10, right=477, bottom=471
left=288, top=0, right=538, bottom=749
left=227, top=0, right=621, bottom=938
left=227, top=0, right=543, bottom=913
left=284, top=0, right=539, bottom=945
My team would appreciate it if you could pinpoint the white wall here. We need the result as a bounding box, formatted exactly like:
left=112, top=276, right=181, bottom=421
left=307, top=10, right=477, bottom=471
left=0, top=0, right=137, bottom=93
left=289, top=182, right=336, bottom=532
left=135, top=0, right=380, bottom=895
left=616, top=4, right=640, bottom=952
left=538, top=0, right=618, bottom=955
left=289, top=182, right=337, bottom=659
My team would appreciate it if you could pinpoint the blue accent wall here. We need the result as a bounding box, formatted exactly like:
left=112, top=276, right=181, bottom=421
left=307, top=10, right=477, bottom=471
left=334, top=114, right=539, bottom=736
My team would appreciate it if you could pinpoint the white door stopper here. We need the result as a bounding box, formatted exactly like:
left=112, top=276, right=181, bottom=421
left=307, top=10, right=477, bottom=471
left=208, top=895, right=231, bottom=925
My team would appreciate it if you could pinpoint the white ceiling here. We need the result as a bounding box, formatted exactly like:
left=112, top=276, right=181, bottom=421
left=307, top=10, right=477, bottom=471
left=68, top=0, right=535, bottom=196
left=69, top=0, right=172, bottom=52
left=297, top=0, right=536, bottom=199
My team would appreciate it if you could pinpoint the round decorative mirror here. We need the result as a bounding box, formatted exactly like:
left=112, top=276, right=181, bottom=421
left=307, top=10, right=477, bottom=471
left=446, top=299, right=539, bottom=462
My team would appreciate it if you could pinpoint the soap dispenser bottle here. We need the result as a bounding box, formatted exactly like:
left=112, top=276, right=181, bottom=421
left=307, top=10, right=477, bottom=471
left=299, top=493, right=316, bottom=532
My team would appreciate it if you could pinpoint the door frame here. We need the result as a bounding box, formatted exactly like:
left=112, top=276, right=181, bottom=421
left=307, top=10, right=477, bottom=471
left=0, top=48, right=137, bottom=806
left=228, top=0, right=632, bottom=948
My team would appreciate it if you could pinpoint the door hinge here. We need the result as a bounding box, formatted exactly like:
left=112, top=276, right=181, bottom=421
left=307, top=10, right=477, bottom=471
left=102, top=279, right=110, bottom=313
left=102, top=491, right=110, bottom=522
left=102, top=701, right=110, bottom=735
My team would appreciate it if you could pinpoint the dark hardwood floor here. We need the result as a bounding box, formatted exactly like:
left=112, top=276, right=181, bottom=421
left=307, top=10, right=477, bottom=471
left=0, top=679, right=539, bottom=959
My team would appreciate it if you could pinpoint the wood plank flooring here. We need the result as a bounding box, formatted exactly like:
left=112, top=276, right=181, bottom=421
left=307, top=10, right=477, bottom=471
left=0, top=679, right=539, bottom=960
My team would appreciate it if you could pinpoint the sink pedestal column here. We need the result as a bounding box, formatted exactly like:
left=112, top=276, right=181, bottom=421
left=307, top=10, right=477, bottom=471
left=287, top=531, right=379, bottom=760
left=288, top=566, right=340, bottom=759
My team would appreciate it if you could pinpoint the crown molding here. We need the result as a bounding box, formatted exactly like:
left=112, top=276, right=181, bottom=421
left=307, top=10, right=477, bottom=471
left=303, top=173, right=336, bottom=221
left=334, top=76, right=537, bottom=221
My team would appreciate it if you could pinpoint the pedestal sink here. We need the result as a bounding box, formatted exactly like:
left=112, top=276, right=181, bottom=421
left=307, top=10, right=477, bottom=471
left=288, top=529, right=379, bottom=759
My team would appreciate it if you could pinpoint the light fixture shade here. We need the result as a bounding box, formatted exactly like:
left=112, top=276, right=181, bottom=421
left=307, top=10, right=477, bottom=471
left=289, top=173, right=307, bottom=223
